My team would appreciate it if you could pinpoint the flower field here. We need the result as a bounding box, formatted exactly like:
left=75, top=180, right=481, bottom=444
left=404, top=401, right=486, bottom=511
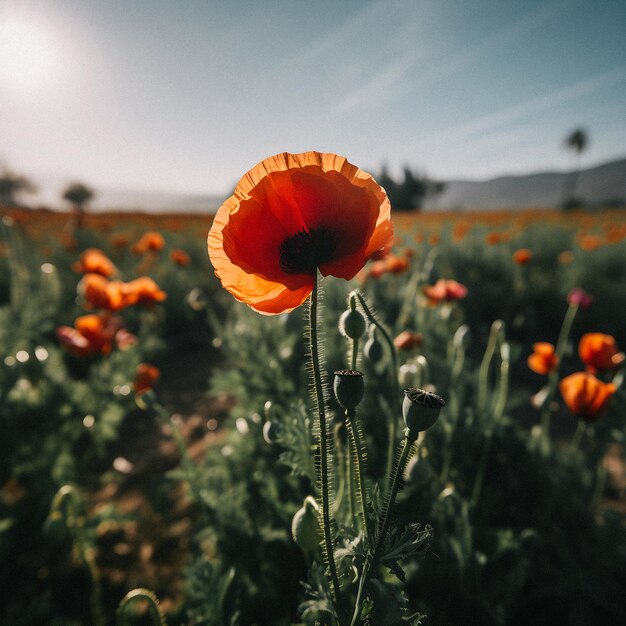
left=1, top=196, right=625, bottom=625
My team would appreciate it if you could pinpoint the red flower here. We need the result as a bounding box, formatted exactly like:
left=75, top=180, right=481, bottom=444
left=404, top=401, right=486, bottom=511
left=79, top=274, right=127, bottom=311
left=423, top=279, right=467, bottom=304
left=123, top=277, right=167, bottom=306
left=133, top=231, right=165, bottom=255
left=394, top=331, right=424, bottom=351
left=527, top=342, right=558, bottom=375
left=559, top=372, right=616, bottom=421
left=512, top=248, right=531, bottom=265
left=134, top=363, right=161, bottom=393
left=208, top=152, right=393, bottom=314
left=170, top=248, right=191, bottom=266
left=578, top=333, right=624, bottom=374
left=71, top=248, right=117, bottom=277
left=56, top=314, right=133, bottom=356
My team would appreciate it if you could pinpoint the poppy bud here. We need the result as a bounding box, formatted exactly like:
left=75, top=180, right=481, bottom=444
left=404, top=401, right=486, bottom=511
left=402, top=387, right=445, bottom=440
left=364, top=327, right=383, bottom=363
left=291, top=496, right=321, bottom=552
left=339, top=308, right=366, bottom=339
left=333, top=370, right=365, bottom=410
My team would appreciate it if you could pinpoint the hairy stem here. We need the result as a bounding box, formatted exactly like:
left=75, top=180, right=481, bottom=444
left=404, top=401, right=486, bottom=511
left=354, top=291, right=400, bottom=479
left=309, top=275, right=342, bottom=609
left=345, top=408, right=372, bottom=544
left=351, top=436, right=414, bottom=625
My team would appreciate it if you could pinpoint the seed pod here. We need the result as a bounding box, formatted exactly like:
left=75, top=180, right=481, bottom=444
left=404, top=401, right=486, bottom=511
left=333, top=370, right=365, bottom=410
left=402, top=387, right=445, bottom=440
left=339, top=308, right=366, bottom=339
left=291, top=496, right=321, bottom=552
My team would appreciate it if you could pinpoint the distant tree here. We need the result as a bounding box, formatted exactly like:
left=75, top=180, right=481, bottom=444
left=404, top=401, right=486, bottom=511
left=63, top=182, right=94, bottom=209
left=62, top=182, right=95, bottom=232
left=0, top=169, right=37, bottom=207
left=377, top=165, right=445, bottom=211
left=561, top=127, right=589, bottom=209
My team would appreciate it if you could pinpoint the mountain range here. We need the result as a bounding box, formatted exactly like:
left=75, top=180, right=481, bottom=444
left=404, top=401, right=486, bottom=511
left=21, top=156, right=626, bottom=213
left=423, top=157, right=626, bottom=210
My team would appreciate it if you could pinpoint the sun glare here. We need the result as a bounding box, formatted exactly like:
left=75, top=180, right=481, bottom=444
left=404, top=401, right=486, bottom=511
left=0, top=11, right=63, bottom=95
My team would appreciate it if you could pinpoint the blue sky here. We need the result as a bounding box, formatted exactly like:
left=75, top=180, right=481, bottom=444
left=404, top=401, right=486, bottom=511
left=1, top=0, right=625, bottom=196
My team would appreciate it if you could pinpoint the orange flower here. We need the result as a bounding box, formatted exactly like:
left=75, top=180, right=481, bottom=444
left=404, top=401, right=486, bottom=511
left=578, top=333, right=625, bottom=374
left=394, top=331, right=423, bottom=350
left=557, top=250, right=574, bottom=265
left=72, top=248, right=117, bottom=277
left=512, top=248, right=531, bottom=265
left=208, top=152, right=393, bottom=314
left=170, top=248, right=191, bottom=266
left=578, top=234, right=603, bottom=251
left=79, top=274, right=126, bottom=310
left=110, top=233, right=131, bottom=248
left=428, top=232, right=440, bottom=246
left=123, top=277, right=167, bottom=306
left=527, top=342, right=558, bottom=375
left=134, top=363, right=161, bottom=393
left=423, top=279, right=467, bottom=304
left=133, top=231, right=165, bottom=254
left=559, top=372, right=616, bottom=421
left=56, top=314, right=133, bottom=356
left=485, top=231, right=502, bottom=246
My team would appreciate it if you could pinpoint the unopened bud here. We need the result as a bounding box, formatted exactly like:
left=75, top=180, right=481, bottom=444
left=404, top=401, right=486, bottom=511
left=333, top=370, right=365, bottom=410
left=291, top=496, right=321, bottom=552
left=364, top=327, right=383, bottom=363
left=339, top=309, right=366, bottom=339
left=402, top=387, right=445, bottom=440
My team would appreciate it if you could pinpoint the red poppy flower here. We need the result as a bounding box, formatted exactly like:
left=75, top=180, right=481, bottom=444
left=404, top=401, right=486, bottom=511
left=394, top=331, right=424, bottom=350
left=79, top=274, right=127, bottom=311
left=170, top=248, right=191, bottom=266
left=527, top=342, right=558, bottom=375
left=208, top=152, right=393, bottom=314
left=423, top=279, right=468, bottom=304
left=71, top=248, right=117, bottom=277
left=133, top=231, right=166, bottom=255
left=56, top=314, right=129, bottom=356
left=123, top=277, right=167, bottom=306
left=512, top=248, right=532, bottom=265
left=559, top=372, right=616, bottom=421
left=134, top=363, right=161, bottom=393
left=578, top=333, right=624, bottom=374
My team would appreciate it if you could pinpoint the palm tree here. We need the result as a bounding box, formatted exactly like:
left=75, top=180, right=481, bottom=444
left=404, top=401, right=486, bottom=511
left=62, top=182, right=95, bottom=232
left=561, top=128, right=588, bottom=209
left=0, top=169, right=37, bottom=207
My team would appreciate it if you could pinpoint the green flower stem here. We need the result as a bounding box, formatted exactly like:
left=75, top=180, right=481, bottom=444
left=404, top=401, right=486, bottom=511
left=350, top=435, right=414, bottom=626
left=540, top=303, right=579, bottom=447
left=571, top=419, right=586, bottom=450
left=309, top=275, right=342, bottom=609
left=345, top=408, right=372, bottom=544
left=477, top=321, right=502, bottom=415
left=354, top=291, right=400, bottom=479
left=333, top=423, right=347, bottom=520
left=116, top=588, right=166, bottom=626
left=351, top=336, right=359, bottom=371
left=471, top=343, right=510, bottom=510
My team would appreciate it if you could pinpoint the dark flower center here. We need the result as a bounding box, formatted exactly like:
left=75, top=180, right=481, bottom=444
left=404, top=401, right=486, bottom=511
left=279, top=226, right=339, bottom=275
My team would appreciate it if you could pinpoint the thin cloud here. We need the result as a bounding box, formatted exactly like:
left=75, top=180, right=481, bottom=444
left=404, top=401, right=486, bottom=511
left=410, top=66, right=626, bottom=153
